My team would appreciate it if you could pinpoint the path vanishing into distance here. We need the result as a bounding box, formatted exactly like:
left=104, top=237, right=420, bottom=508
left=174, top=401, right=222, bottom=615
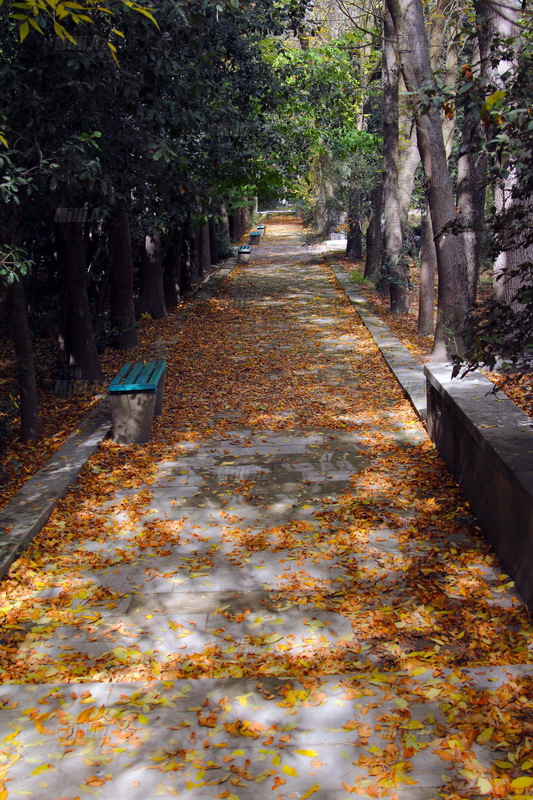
left=1, top=217, right=532, bottom=800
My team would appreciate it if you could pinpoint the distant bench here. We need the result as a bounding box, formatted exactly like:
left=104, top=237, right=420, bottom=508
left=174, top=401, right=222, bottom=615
left=108, top=360, right=166, bottom=444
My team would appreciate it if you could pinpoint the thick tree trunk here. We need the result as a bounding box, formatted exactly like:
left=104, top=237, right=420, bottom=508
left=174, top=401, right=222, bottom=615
left=457, top=112, right=487, bottom=309
left=474, top=0, right=533, bottom=306
left=218, top=202, right=230, bottom=235
left=228, top=212, right=237, bottom=241
left=345, top=207, right=363, bottom=261
left=163, top=220, right=184, bottom=308
left=137, top=231, right=167, bottom=319
left=382, top=7, right=410, bottom=314
left=418, top=206, right=437, bottom=335
left=200, top=222, right=211, bottom=274
left=209, top=217, right=219, bottom=265
left=387, top=0, right=469, bottom=358
left=109, top=209, right=139, bottom=349
left=193, top=224, right=203, bottom=278
left=56, top=219, right=102, bottom=380
left=365, top=181, right=383, bottom=281
left=7, top=277, right=40, bottom=440
left=398, top=80, right=420, bottom=229
left=180, top=216, right=194, bottom=294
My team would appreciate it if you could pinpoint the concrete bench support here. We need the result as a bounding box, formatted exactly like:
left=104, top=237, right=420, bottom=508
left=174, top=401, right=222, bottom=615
left=109, top=360, right=166, bottom=444
left=425, top=363, right=533, bottom=608
left=238, top=245, right=251, bottom=264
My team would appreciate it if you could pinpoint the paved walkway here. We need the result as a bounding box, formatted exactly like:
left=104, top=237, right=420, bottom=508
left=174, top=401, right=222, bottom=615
left=1, top=219, right=532, bottom=800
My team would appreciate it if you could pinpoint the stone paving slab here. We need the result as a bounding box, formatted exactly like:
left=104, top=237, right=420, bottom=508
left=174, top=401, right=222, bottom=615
left=1, top=667, right=530, bottom=799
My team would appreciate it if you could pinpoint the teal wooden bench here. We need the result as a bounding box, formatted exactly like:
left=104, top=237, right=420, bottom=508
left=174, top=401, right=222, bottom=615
left=108, top=360, right=167, bottom=444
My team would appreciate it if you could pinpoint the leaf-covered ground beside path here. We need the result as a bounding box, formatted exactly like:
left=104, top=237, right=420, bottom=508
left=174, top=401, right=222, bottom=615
left=339, top=258, right=533, bottom=417
left=0, top=218, right=532, bottom=800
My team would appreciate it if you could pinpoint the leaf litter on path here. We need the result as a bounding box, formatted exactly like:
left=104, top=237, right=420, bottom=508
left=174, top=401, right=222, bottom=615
left=0, top=218, right=532, bottom=799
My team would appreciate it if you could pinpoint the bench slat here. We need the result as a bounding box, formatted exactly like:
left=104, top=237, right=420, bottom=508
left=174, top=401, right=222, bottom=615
left=109, top=360, right=166, bottom=393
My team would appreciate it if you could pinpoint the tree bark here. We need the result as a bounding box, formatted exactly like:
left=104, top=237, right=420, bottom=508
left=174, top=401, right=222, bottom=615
left=457, top=111, right=487, bottom=308
left=474, top=0, right=533, bottom=306
left=163, top=219, right=184, bottom=308
left=7, top=277, right=40, bottom=440
left=200, top=222, right=211, bottom=274
left=365, top=180, right=383, bottom=281
left=387, top=0, right=469, bottom=358
left=218, top=202, right=230, bottom=235
left=137, top=230, right=167, bottom=319
left=228, top=212, right=237, bottom=241
left=180, top=216, right=194, bottom=294
left=398, top=78, right=420, bottom=229
left=209, top=217, right=219, bottom=265
left=109, top=209, right=139, bottom=348
left=382, top=7, right=410, bottom=314
left=345, top=207, right=363, bottom=261
left=56, top=218, right=102, bottom=380
left=418, top=205, right=437, bottom=335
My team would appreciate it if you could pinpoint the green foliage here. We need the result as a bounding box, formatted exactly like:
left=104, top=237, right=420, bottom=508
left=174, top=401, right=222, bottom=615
left=0, top=246, right=34, bottom=285
left=216, top=230, right=235, bottom=259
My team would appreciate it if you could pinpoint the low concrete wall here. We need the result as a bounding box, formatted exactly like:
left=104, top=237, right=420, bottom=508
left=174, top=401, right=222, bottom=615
left=425, top=363, right=533, bottom=609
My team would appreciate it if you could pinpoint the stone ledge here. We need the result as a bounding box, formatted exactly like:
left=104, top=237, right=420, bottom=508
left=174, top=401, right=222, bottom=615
left=425, top=363, right=533, bottom=609
left=0, top=402, right=113, bottom=580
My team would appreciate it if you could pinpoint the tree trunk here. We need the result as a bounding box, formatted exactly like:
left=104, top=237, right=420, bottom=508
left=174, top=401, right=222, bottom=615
left=7, top=277, right=40, bottom=440
left=200, top=222, right=211, bottom=274
left=382, top=7, right=410, bottom=314
left=137, top=230, right=167, bottom=319
left=109, top=209, right=139, bottom=349
left=387, top=0, right=469, bottom=358
left=180, top=216, right=194, bottom=294
left=219, top=202, right=230, bottom=235
left=457, top=111, right=487, bottom=309
left=56, top=219, right=102, bottom=380
left=474, top=0, right=533, bottom=306
left=163, top=219, right=184, bottom=308
left=209, top=217, right=219, bottom=265
left=228, top=212, right=237, bottom=241
left=398, top=78, right=420, bottom=229
left=418, top=205, right=437, bottom=335
left=194, top=224, right=203, bottom=278
left=365, top=180, right=383, bottom=281
left=345, top=209, right=363, bottom=261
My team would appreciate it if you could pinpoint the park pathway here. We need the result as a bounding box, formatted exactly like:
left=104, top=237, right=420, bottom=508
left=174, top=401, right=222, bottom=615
left=1, top=217, right=532, bottom=800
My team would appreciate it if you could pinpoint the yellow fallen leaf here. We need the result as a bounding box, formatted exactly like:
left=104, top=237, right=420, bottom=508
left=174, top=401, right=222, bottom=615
left=302, top=784, right=321, bottom=799
left=477, top=777, right=493, bottom=794
left=2, top=728, right=22, bottom=742
left=394, top=697, right=408, bottom=709
left=512, top=777, right=533, bottom=789
left=30, top=765, right=55, bottom=776
left=476, top=727, right=494, bottom=744
left=272, top=754, right=281, bottom=767
left=282, top=765, right=298, bottom=776
left=138, top=714, right=149, bottom=725
left=295, top=749, right=319, bottom=757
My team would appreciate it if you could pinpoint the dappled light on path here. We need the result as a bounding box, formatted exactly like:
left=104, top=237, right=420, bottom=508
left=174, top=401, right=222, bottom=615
left=1, top=218, right=532, bottom=799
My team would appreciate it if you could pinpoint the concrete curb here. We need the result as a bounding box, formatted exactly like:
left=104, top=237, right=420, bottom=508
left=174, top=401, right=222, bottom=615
left=324, top=257, right=427, bottom=420
left=0, top=258, right=239, bottom=582
left=0, top=402, right=113, bottom=580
